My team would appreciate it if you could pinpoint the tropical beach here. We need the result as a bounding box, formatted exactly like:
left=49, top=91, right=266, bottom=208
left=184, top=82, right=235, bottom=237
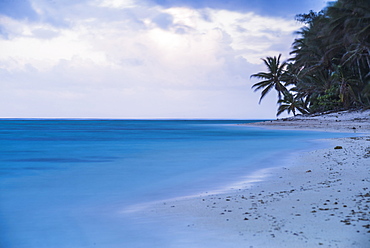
left=1, top=0, right=369, bottom=247
left=141, top=110, right=370, bottom=248
left=247, top=109, right=370, bottom=133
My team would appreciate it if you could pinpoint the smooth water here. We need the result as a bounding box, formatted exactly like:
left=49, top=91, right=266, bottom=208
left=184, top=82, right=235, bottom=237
left=0, top=120, right=349, bottom=248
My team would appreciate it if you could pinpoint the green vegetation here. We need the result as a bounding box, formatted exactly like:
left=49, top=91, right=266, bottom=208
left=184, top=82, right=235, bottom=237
left=251, top=0, right=370, bottom=116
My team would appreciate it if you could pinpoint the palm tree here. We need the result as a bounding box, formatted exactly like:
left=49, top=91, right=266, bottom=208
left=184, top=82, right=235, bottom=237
left=250, top=1, right=370, bottom=114
left=289, top=0, right=370, bottom=111
left=250, top=54, right=289, bottom=103
left=325, top=0, right=370, bottom=106
left=277, top=92, right=309, bottom=116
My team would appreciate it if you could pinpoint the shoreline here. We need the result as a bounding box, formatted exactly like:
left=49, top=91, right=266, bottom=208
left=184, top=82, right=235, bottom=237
left=135, top=111, right=370, bottom=247
left=243, top=109, right=370, bottom=133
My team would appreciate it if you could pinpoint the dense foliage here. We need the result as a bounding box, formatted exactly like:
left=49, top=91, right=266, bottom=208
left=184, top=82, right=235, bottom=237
left=251, top=0, right=370, bottom=116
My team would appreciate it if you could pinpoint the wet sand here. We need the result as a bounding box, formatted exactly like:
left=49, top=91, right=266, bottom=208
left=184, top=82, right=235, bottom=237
left=136, top=110, right=370, bottom=247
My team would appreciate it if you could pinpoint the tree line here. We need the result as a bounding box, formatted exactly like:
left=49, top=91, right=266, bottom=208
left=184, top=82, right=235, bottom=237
left=251, top=0, right=370, bottom=116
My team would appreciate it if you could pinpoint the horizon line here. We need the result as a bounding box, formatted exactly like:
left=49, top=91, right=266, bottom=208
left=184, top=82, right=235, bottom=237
left=0, top=117, right=272, bottom=121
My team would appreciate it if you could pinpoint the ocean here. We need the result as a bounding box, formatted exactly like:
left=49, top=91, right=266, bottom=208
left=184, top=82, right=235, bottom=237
left=0, top=120, right=349, bottom=248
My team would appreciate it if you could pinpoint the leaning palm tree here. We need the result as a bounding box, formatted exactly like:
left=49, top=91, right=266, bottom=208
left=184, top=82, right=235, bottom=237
left=277, top=92, right=309, bottom=116
left=251, top=54, right=289, bottom=103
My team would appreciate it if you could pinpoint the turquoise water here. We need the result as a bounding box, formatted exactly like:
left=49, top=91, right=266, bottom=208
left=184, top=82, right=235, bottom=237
left=0, top=120, right=349, bottom=247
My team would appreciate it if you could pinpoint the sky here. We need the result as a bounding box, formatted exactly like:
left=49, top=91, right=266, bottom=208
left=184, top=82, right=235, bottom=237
left=0, top=0, right=329, bottom=119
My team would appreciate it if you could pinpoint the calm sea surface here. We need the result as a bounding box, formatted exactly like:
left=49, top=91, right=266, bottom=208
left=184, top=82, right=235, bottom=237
left=0, top=120, right=349, bottom=247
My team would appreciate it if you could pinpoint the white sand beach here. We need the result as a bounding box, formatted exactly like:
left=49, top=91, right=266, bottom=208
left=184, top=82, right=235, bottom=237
left=246, top=109, right=370, bottom=133
left=139, top=109, right=370, bottom=247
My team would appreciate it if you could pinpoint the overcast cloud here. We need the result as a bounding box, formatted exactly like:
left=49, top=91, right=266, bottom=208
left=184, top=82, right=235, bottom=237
left=0, top=0, right=328, bottom=118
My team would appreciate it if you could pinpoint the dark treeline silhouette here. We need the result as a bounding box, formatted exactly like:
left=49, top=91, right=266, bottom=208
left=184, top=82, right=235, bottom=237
left=251, top=0, right=370, bottom=116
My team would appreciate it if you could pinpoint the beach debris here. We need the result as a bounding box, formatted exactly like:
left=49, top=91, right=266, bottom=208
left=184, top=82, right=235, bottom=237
left=334, top=146, right=343, bottom=149
left=306, top=170, right=312, bottom=173
left=364, top=148, right=370, bottom=158
left=341, top=219, right=351, bottom=225
left=318, top=208, right=330, bottom=211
